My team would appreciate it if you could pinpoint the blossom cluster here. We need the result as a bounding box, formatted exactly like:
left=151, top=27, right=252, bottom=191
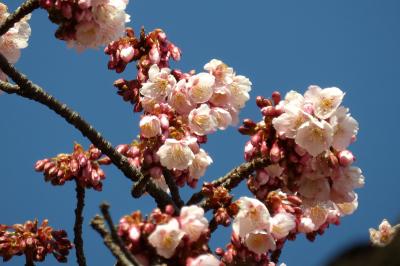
left=0, top=3, right=31, bottom=81
left=115, top=58, right=251, bottom=190
left=117, top=205, right=220, bottom=266
left=0, top=219, right=72, bottom=263
left=369, top=219, right=400, bottom=247
left=39, top=0, right=130, bottom=50
left=240, top=87, right=363, bottom=233
left=35, top=143, right=108, bottom=191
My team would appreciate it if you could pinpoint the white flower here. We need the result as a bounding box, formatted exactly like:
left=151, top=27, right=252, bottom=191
left=188, top=104, right=217, bottom=135
left=232, top=197, right=271, bottom=238
left=270, top=213, right=296, bottom=239
left=148, top=218, right=185, bottom=259
left=188, top=72, right=215, bottom=104
left=295, top=118, right=333, bottom=156
left=369, top=219, right=400, bottom=247
left=244, top=230, right=276, bottom=255
left=156, top=139, right=195, bottom=170
left=72, top=0, right=129, bottom=49
left=298, top=217, right=315, bottom=233
left=336, top=196, right=358, bottom=216
left=265, top=164, right=284, bottom=178
left=139, top=115, right=161, bottom=138
left=140, top=65, right=176, bottom=101
left=168, top=79, right=195, bottom=115
left=209, top=86, right=232, bottom=107
left=189, top=254, right=220, bottom=266
left=304, top=85, right=345, bottom=119
left=204, top=59, right=234, bottom=85
left=330, top=107, right=359, bottom=151
left=211, top=107, right=232, bottom=130
left=0, top=3, right=31, bottom=81
left=273, top=105, right=310, bottom=138
left=332, top=166, right=365, bottom=194
left=278, top=90, right=305, bottom=111
left=229, top=75, right=252, bottom=109
left=298, top=176, right=330, bottom=201
left=180, top=205, right=209, bottom=242
left=189, top=149, right=213, bottom=180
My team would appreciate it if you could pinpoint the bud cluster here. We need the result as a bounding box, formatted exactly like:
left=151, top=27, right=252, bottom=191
left=0, top=219, right=72, bottom=263
left=0, top=3, right=31, bottom=81
left=107, top=28, right=181, bottom=112
left=39, top=0, right=130, bottom=50
left=117, top=205, right=218, bottom=265
left=369, top=219, right=400, bottom=247
left=35, top=143, right=107, bottom=191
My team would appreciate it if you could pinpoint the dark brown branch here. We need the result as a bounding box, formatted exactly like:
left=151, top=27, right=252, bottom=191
left=163, top=169, right=184, bottom=208
left=74, top=181, right=87, bottom=266
left=131, top=174, right=150, bottom=198
left=187, top=157, right=270, bottom=207
left=0, top=53, right=143, bottom=183
left=99, top=203, right=141, bottom=266
left=146, top=181, right=179, bottom=214
left=0, top=0, right=40, bottom=37
left=0, top=53, right=178, bottom=213
left=0, top=80, right=19, bottom=93
left=91, top=215, right=134, bottom=266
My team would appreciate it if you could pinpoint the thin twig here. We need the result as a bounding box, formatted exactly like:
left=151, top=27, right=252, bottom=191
left=0, top=0, right=40, bottom=37
left=187, top=157, right=270, bottom=207
left=91, top=216, right=134, bottom=266
left=100, top=203, right=141, bottom=266
left=163, top=169, right=184, bottom=208
left=74, top=180, right=87, bottom=266
left=0, top=80, right=19, bottom=93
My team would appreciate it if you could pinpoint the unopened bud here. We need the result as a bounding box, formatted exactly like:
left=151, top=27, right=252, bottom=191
left=338, top=150, right=354, bottom=166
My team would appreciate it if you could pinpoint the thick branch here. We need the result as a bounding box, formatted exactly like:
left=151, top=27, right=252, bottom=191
left=163, top=169, right=184, bottom=208
left=131, top=174, right=150, bottom=198
left=91, top=216, right=134, bottom=266
left=147, top=181, right=179, bottom=214
left=100, top=203, right=141, bottom=266
left=187, top=157, right=270, bottom=206
left=74, top=181, right=87, bottom=266
left=0, top=53, right=143, bottom=182
left=0, top=0, right=40, bottom=37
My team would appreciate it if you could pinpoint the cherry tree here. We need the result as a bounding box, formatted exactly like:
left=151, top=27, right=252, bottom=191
left=0, top=1, right=372, bottom=266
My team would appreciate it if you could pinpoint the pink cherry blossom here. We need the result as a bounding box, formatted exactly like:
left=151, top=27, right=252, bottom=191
left=188, top=254, right=220, bottom=266
left=156, top=138, right=195, bottom=170
left=140, top=115, right=162, bottom=138
left=148, top=218, right=185, bottom=259
left=188, top=104, right=218, bottom=136
left=244, top=230, right=276, bottom=255
left=304, top=85, right=345, bottom=119
left=188, top=72, right=215, bottom=104
left=179, top=205, right=208, bottom=242
left=189, top=149, right=213, bottom=180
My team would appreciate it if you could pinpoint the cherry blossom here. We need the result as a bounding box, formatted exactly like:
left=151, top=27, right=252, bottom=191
left=244, top=230, right=276, bottom=255
left=140, top=115, right=162, bottom=138
left=0, top=3, right=31, bottom=81
left=148, top=218, right=185, bottom=259
left=189, top=149, right=213, bottom=180
left=188, top=254, right=220, bottom=266
left=304, top=85, right=345, bottom=119
left=369, top=219, right=400, bottom=247
left=157, top=138, right=195, bottom=170
left=179, top=205, right=209, bottom=242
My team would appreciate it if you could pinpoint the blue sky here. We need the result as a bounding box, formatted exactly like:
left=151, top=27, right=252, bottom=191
left=1, top=0, right=400, bottom=265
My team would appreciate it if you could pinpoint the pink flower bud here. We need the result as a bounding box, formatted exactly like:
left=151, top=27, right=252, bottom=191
left=126, top=146, right=140, bottom=158
left=120, top=46, right=135, bottom=63
left=338, top=150, right=354, bottom=166
left=61, top=3, right=72, bottom=19
left=149, top=46, right=160, bottom=64
left=270, top=142, right=281, bottom=163
left=272, top=91, right=281, bottom=105
left=160, top=114, right=170, bottom=130
left=149, top=166, right=163, bottom=179
left=256, top=170, right=270, bottom=185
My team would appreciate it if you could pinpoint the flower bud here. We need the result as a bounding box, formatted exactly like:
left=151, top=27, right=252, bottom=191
left=338, top=150, right=354, bottom=166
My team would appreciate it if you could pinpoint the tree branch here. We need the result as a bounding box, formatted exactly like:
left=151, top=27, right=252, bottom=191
left=0, top=53, right=143, bottom=183
left=163, top=169, right=184, bottom=208
left=91, top=215, right=135, bottom=266
left=146, top=181, right=179, bottom=214
left=74, top=181, right=87, bottom=266
left=187, top=157, right=270, bottom=207
left=0, top=0, right=40, bottom=37
left=100, top=203, right=141, bottom=266
left=0, top=80, right=19, bottom=93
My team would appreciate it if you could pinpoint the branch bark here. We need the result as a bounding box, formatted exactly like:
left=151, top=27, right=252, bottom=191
left=163, top=169, right=184, bottom=208
left=91, top=215, right=135, bottom=266
left=100, top=203, right=141, bottom=266
left=0, top=0, right=40, bottom=37
left=187, top=157, right=270, bottom=207
left=0, top=53, right=143, bottom=183
left=74, top=181, right=87, bottom=266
